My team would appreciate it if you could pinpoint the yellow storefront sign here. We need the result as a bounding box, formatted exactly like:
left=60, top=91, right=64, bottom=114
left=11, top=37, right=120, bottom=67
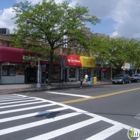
left=80, top=56, right=96, bottom=68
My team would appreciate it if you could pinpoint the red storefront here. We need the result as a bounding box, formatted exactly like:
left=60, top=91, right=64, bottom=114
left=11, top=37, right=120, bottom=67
left=0, top=46, right=51, bottom=84
left=62, top=55, right=82, bottom=82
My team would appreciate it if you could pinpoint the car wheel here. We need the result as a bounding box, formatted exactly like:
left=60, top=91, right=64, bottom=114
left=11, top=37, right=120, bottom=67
left=137, top=79, right=140, bottom=83
left=129, top=80, right=131, bottom=84
left=122, top=81, right=125, bottom=84
left=112, top=82, right=115, bottom=84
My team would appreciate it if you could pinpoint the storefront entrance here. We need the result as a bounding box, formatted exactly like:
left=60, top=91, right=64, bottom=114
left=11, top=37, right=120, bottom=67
left=25, top=67, right=37, bottom=83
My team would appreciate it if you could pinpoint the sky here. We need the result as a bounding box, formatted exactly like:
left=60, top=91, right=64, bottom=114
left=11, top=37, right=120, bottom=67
left=0, top=0, right=140, bottom=38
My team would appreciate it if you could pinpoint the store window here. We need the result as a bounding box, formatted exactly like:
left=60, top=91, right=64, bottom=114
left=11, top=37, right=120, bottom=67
left=52, top=66, right=60, bottom=80
left=2, top=66, right=9, bottom=76
left=16, top=65, right=25, bottom=75
left=69, top=68, right=76, bottom=78
left=9, top=65, right=16, bottom=76
left=80, top=68, right=91, bottom=80
left=2, top=65, right=25, bottom=76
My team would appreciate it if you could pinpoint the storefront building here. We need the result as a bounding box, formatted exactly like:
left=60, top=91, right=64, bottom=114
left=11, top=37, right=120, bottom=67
left=0, top=46, right=27, bottom=84
left=62, top=55, right=82, bottom=82
left=0, top=46, right=96, bottom=84
left=80, top=56, right=96, bottom=81
left=0, top=46, right=60, bottom=84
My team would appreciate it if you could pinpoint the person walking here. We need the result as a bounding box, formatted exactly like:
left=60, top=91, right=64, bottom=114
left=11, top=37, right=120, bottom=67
left=85, top=74, right=88, bottom=82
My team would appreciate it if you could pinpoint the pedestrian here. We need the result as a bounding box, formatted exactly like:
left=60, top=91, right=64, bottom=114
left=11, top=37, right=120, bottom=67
left=85, top=74, right=88, bottom=82
left=44, top=72, right=48, bottom=84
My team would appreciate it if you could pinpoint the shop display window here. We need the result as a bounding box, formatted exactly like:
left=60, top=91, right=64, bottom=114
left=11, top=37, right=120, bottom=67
left=9, top=65, right=16, bottom=76
left=2, top=65, right=25, bottom=76
left=69, top=68, right=76, bottom=78
left=16, top=65, right=25, bottom=75
left=2, top=66, right=9, bottom=76
left=52, top=66, right=60, bottom=80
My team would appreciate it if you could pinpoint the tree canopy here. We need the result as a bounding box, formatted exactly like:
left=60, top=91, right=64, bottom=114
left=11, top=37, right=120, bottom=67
left=12, top=0, right=100, bottom=85
left=89, top=35, right=140, bottom=71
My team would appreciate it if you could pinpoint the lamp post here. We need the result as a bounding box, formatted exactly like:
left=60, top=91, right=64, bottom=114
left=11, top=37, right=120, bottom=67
left=37, top=58, right=41, bottom=88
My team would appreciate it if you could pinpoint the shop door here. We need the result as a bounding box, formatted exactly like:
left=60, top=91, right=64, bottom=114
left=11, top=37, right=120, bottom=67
left=62, top=68, right=67, bottom=82
left=25, top=67, right=37, bottom=83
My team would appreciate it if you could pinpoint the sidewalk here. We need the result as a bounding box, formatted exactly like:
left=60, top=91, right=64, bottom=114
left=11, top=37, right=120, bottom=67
left=0, top=80, right=112, bottom=94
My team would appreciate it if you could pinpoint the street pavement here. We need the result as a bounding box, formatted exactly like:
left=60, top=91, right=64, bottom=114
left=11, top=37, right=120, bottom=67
left=0, top=93, right=132, bottom=140
left=0, top=80, right=112, bottom=94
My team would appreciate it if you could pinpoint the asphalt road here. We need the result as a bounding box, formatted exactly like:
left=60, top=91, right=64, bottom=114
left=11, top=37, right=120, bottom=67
left=1, top=82, right=140, bottom=140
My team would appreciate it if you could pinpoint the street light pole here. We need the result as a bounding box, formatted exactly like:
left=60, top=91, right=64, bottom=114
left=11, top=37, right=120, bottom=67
left=37, top=58, right=41, bottom=88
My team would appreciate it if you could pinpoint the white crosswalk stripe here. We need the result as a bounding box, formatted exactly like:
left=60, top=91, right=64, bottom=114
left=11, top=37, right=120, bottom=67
left=26, top=118, right=100, bottom=140
left=0, top=100, right=46, bottom=109
left=0, top=106, right=68, bottom=123
left=86, top=125, right=123, bottom=140
left=0, top=103, right=55, bottom=115
left=0, top=94, right=139, bottom=140
left=0, top=99, right=39, bottom=105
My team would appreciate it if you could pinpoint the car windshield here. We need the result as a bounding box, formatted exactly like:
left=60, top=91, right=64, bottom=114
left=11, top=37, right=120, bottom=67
left=114, top=74, right=124, bottom=78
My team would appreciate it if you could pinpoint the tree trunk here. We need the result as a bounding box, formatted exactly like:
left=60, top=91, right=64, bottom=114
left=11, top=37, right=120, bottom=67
left=48, top=49, right=54, bottom=86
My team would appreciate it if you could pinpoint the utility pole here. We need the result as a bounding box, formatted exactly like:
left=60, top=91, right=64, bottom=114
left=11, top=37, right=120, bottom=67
left=37, top=58, right=41, bottom=88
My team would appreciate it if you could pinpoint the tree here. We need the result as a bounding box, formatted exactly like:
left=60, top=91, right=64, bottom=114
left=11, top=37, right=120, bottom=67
left=89, top=34, right=110, bottom=61
left=89, top=35, right=140, bottom=76
left=12, top=0, right=100, bottom=86
left=108, top=37, right=140, bottom=71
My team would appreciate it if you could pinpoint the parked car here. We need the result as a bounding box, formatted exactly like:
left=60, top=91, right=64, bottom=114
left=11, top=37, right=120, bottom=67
left=112, top=74, right=131, bottom=84
left=131, top=74, right=140, bottom=82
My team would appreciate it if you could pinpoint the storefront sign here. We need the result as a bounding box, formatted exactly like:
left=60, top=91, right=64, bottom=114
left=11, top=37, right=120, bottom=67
left=121, top=62, right=130, bottom=70
left=80, top=56, right=96, bottom=68
left=65, top=55, right=82, bottom=67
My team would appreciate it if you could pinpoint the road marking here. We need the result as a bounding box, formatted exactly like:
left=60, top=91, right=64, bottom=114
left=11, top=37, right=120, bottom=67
left=26, top=118, right=100, bottom=140
left=1, top=94, right=139, bottom=139
left=33, top=97, right=139, bottom=131
left=86, top=125, right=123, bottom=140
left=0, top=99, right=39, bottom=105
left=60, top=87, right=140, bottom=104
left=134, top=113, right=140, bottom=120
left=46, top=91, right=92, bottom=98
left=0, top=100, right=46, bottom=109
left=0, top=106, right=67, bottom=123
left=0, top=94, right=32, bottom=99
left=0, top=103, right=55, bottom=115
left=0, top=96, right=25, bottom=100
left=0, top=112, right=82, bottom=136
left=0, top=97, right=36, bottom=103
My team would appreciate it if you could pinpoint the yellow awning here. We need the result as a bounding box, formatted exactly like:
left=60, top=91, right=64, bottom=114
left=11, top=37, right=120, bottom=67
left=80, top=56, right=96, bottom=68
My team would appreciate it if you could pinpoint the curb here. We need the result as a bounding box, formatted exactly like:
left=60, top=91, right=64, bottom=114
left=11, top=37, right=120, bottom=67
left=0, top=82, right=112, bottom=94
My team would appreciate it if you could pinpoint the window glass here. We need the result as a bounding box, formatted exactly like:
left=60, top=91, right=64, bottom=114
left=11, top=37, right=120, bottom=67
left=52, top=66, right=60, bottom=80
left=9, top=65, right=16, bottom=76
left=2, top=66, right=9, bottom=76
left=69, top=68, right=76, bottom=78
left=16, top=65, right=25, bottom=75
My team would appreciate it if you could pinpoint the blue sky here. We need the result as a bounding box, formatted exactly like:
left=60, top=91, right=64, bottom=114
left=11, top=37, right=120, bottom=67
left=0, top=0, right=16, bottom=9
left=0, top=0, right=140, bottom=38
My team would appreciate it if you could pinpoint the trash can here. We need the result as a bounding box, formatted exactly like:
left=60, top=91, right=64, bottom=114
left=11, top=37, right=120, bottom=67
left=90, top=77, right=93, bottom=85
left=94, top=77, right=97, bottom=84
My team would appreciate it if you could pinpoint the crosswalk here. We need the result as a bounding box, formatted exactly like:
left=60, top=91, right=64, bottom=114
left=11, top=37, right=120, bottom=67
left=0, top=94, right=139, bottom=140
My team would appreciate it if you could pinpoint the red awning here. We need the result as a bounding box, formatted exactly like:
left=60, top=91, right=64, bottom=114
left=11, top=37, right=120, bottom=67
left=0, top=46, right=26, bottom=63
left=0, top=46, right=55, bottom=65
left=65, top=55, right=82, bottom=67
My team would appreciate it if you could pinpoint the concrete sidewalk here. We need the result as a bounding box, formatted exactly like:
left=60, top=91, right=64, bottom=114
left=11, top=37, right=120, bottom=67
left=0, top=80, right=112, bottom=94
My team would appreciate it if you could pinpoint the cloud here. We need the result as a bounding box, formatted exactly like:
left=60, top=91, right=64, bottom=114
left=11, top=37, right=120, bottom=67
left=25, top=0, right=64, bottom=4
left=1, top=0, right=140, bottom=38
left=71, top=0, right=140, bottom=38
left=0, top=7, right=15, bottom=33
left=0, top=0, right=64, bottom=33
